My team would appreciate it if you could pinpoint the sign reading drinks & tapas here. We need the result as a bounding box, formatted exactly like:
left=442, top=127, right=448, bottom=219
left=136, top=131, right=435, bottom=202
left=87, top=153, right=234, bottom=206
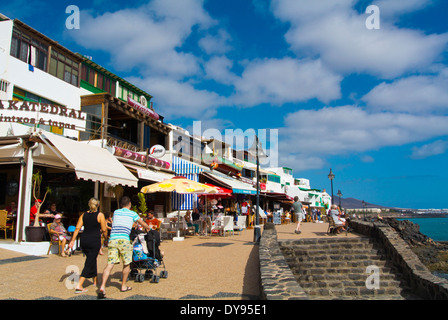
left=0, top=100, right=86, bottom=131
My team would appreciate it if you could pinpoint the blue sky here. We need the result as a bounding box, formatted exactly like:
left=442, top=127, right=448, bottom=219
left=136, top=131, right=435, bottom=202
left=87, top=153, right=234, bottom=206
left=2, top=0, right=448, bottom=209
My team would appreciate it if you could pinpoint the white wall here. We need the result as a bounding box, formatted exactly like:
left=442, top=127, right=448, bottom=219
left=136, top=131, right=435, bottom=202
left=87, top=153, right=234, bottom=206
left=0, top=20, right=82, bottom=139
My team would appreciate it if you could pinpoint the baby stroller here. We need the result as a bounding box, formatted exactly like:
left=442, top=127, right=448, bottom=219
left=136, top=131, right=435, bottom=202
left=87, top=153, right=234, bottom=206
left=130, top=230, right=168, bottom=283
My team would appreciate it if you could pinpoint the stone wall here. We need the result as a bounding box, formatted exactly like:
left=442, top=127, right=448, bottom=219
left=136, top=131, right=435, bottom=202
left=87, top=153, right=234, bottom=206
left=259, top=223, right=308, bottom=300
left=350, top=220, right=448, bottom=300
left=259, top=221, right=448, bottom=300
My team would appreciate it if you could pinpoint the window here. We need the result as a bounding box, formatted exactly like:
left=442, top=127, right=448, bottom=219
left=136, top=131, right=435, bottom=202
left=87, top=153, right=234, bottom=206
left=10, top=28, right=48, bottom=71
left=12, top=86, right=63, bottom=134
left=49, top=50, right=79, bottom=86
left=81, top=64, right=88, bottom=82
left=97, top=73, right=104, bottom=90
left=268, top=175, right=281, bottom=184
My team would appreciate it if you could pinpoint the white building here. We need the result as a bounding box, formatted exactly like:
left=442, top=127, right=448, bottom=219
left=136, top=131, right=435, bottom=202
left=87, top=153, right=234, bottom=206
left=0, top=16, right=84, bottom=139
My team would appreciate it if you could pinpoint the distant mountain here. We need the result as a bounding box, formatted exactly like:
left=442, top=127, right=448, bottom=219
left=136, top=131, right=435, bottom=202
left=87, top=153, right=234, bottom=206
left=338, top=197, right=396, bottom=210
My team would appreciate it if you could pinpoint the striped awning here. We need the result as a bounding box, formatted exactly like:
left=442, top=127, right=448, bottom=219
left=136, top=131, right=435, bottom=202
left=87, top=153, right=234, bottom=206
left=171, top=156, right=204, bottom=210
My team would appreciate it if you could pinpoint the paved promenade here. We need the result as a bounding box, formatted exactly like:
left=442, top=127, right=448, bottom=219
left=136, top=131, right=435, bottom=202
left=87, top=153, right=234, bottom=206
left=0, top=221, right=360, bottom=300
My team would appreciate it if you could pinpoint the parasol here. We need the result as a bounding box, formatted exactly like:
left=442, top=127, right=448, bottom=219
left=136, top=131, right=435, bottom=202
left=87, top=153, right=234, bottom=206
left=201, top=183, right=232, bottom=197
left=140, top=176, right=219, bottom=240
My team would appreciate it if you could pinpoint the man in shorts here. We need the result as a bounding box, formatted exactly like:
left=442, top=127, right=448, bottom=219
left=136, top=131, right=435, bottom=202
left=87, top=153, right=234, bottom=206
left=292, top=196, right=304, bottom=234
left=98, top=196, right=150, bottom=298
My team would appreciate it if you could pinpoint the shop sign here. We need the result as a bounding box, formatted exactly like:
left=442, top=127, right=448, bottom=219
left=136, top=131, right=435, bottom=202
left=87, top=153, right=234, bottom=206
left=127, top=97, right=159, bottom=121
left=149, top=144, right=166, bottom=158
left=0, top=100, right=86, bottom=130
left=113, top=146, right=170, bottom=169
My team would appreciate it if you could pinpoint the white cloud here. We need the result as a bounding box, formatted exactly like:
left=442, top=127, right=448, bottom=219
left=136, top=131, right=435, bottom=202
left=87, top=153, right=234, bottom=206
left=128, top=76, right=226, bottom=119
left=69, top=0, right=214, bottom=78
left=280, top=106, right=448, bottom=156
left=270, top=0, right=448, bottom=78
left=363, top=69, right=448, bottom=114
left=372, top=0, right=433, bottom=17
left=204, top=56, right=238, bottom=85
left=198, top=29, right=232, bottom=55
left=231, top=58, right=342, bottom=106
left=279, top=153, right=327, bottom=172
left=411, top=140, right=448, bottom=159
left=361, top=155, right=375, bottom=163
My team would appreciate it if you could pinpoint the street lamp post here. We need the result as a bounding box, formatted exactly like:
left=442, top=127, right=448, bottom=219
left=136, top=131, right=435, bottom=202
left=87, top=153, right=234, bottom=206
left=362, top=200, right=366, bottom=221
left=328, top=168, right=335, bottom=206
left=337, top=190, right=342, bottom=209
left=249, top=135, right=267, bottom=243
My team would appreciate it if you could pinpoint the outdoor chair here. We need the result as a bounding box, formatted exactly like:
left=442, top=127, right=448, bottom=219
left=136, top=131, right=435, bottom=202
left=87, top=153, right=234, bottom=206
left=0, top=210, right=13, bottom=240
left=234, top=216, right=245, bottom=235
left=47, top=223, right=62, bottom=255
left=160, top=219, right=176, bottom=240
left=222, top=216, right=234, bottom=237
left=210, top=217, right=223, bottom=236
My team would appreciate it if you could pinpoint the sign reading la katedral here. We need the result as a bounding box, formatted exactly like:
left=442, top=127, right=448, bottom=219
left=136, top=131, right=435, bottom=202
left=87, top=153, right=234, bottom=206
left=0, top=100, right=86, bottom=131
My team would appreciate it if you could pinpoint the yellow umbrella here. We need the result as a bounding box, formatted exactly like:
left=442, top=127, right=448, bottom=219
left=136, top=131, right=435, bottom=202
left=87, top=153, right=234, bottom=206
left=140, top=176, right=219, bottom=240
left=140, top=176, right=219, bottom=194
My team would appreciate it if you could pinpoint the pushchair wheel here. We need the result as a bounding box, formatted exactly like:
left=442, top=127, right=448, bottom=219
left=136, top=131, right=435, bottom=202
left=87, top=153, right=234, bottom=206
left=135, top=273, right=145, bottom=282
left=129, top=269, right=138, bottom=280
left=145, top=269, right=154, bottom=279
left=160, top=270, right=168, bottom=278
left=151, top=275, right=160, bottom=283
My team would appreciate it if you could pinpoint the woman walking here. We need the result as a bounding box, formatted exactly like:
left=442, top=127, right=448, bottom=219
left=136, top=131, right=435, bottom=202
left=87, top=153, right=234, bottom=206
left=68, top=198, right=107, bottom=294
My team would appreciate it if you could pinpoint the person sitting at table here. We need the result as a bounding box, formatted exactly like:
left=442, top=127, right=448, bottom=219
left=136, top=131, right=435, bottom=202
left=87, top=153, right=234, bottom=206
left=184, top=210, right=199, bottom=235
left=192, top=208, right=207, bottom=234
left=5, top=200, right=17, bottom=216
left=30, top=199, right=42, bottom=225
left=50, top=214, right=72, bottom=257
left=145, top=211, right=160, bottom=230
left=266, top=209, right=273, bottom=223
left=43, top=202, right=61, bottom=225
left=30, top=199, right=57, bottom=225
left=284, top=210, right=291, bottom=223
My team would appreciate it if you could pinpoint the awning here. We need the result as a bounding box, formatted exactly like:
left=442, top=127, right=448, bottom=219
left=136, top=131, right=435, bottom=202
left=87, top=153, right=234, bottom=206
left=201, top=171, right=256, bottom=195
left=123, top=163, right=174, bottom=182
left=261, top=192, right=294, bottom=202
left=41, top=132, right=138, bottom=187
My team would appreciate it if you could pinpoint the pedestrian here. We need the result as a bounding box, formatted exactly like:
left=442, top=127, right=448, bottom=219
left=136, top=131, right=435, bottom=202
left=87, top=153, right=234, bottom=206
left=292, top=196, right=304, bottom=234
left=68, top=198, right=107, bottom=294
left=98, top=196, right=151, bottom=299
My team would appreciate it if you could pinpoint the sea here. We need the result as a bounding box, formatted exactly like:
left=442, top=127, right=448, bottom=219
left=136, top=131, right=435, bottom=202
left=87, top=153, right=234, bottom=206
left=397, top=216, right=448, bottom=280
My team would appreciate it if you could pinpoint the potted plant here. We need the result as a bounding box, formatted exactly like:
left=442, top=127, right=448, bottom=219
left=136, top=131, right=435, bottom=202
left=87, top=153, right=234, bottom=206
left=132, top=193, right=148, bottom=217
left=25, top=170, right=52, bottom=242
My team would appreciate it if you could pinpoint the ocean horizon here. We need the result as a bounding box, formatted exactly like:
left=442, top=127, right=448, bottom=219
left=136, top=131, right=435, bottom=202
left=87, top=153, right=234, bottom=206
left=397, top=217, right=448, bottom=242
left=398, top=217, right=448, bottom=280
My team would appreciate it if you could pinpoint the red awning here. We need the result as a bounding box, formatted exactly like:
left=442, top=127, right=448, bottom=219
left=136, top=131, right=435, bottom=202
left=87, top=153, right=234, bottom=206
left=198, top=183, right=233, bottom=198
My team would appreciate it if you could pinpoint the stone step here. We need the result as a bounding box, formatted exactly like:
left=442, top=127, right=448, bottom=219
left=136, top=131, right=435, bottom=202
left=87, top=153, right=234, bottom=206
left=289, top=261, right=390, bottom=273
left=282, top=242, right=379, bottom=253
left=306, top=286, right=410, bottom=298
left=278, top=237, right=417, bottom=300
left=287, top=248, right=384, bottom=257
left=281, top=237, right=373, bottom=246
left=299, top=279, right=403, bottom=290
left=290, top=253, right=386, bottom=263
left=290, top=265, right=395, bottom=276
left=298, top=272, right=399, bottom=283
left=287, top=256, right=389, bottom=268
